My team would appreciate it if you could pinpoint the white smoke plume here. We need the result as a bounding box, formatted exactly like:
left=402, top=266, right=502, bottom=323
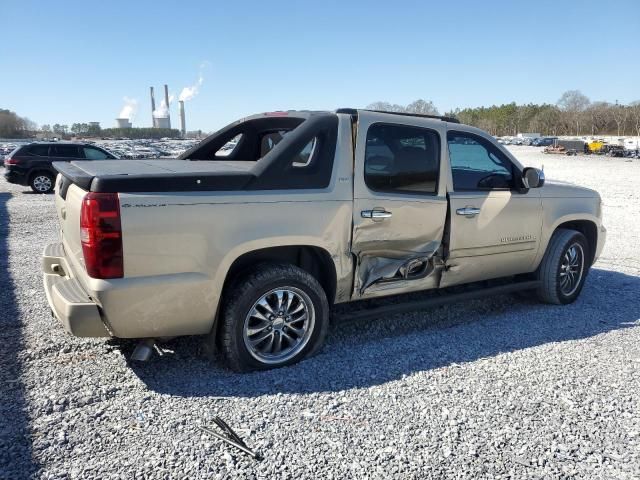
left=118, top=97, right=138, bottom=120
left=153, top=99, right=170, bottom=118
left=179, top=62, right=209, bottom=102
left=153, top=94, right=177, bottom=118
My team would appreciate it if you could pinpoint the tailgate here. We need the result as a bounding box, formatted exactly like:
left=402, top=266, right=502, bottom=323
left=54, top=175, right=90, bottom=285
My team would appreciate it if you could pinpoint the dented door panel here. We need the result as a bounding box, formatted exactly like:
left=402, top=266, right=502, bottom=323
left=351, top=112, right=449, bottom=299
left=352, top=198, right=447, bottom=297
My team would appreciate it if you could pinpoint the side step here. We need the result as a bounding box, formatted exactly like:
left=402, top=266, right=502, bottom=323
left=337, top=280, right=541, bottom=323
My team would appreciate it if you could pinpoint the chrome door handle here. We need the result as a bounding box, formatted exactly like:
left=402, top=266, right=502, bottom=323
left=456, top=207, right=481, bottom=217
left=361, top=209, right=392, bottom=219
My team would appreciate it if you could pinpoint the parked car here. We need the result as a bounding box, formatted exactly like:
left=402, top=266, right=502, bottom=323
left=623, top=138, right=640, bottom=151
left=605, top=145, right=625, bottom=157
left=532, top=137, right=558, bottom=147
left=3, top=142, right=118, bottom=193
left=43, top=109, right=606, bottom=372
left=0, top=143, right=18, bottom=162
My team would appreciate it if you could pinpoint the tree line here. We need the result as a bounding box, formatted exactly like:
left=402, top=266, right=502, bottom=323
left=4, top=90, right=640, bottom=140
left=368, top=91, right=640, bottom=138
left=100, top=127, right=181, bottom=139
left=0, top=109, right=37, bottom=138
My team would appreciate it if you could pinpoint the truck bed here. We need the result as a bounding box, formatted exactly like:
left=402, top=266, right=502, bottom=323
left=54, top=159, right=256, bottom=193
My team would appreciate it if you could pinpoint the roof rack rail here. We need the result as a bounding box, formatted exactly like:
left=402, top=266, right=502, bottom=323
left=336, top=108, right=460, bottom=124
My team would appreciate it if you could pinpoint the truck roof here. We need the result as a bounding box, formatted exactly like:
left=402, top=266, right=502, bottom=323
left=336, top=108, right=460, bottom=124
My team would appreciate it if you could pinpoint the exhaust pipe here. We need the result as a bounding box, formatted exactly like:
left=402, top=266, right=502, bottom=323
left=131, top=338, right=156, bottom=361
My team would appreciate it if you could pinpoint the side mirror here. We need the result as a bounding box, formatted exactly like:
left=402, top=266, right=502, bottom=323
left=522, top=167, right=545, bottom=189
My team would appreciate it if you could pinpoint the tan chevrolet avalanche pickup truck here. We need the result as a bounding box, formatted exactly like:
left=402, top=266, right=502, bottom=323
left=43, top=109, right=606, bottom=371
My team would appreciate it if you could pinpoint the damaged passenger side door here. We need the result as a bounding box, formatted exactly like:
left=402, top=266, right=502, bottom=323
left=352, top=117, right=448, bottom=299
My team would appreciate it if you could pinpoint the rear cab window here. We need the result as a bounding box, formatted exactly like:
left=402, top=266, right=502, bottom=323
left=259, top=131, right=317, bottom=167
left=183, top=113, right=338, bottom=190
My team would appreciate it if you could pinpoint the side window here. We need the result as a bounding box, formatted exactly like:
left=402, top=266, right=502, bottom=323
left=364, top=123, right=440, bottom=195
left=447, top=132, right=514, bottom=191
left=216, top=133, right=243, bottom=157
left=292, top=137, right=317, bottom=167
left=50, top=145, right=82, bottom=158
left=83, top=147, right=110, bottom=160
left=24, top=145, right=50, bottom=156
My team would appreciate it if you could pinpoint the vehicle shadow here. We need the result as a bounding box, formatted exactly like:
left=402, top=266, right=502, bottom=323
left=129, top=268, right=639, bottom=398
left=0, top=192, right=40, bottom=477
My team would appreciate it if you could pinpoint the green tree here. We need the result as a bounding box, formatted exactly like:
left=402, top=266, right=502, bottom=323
left=87, top=123, right=102, bottom=136
left=0, top=109, right=36, bottom=138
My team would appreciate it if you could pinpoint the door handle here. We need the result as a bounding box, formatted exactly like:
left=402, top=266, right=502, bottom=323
left=456, top=207, right=481, bottom=217
left=361, top=209, right=392, bottom=219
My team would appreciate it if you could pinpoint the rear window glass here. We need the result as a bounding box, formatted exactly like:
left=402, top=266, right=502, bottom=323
left=260, top=131, right=288, bottom=157
left=51, top=145, right=82, bottom=158
left=24, top=145, right=50, bottom=156
left=259, top=130, right=316, bottom=167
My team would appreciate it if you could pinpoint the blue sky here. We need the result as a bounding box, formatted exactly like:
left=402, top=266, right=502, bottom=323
left=1, top=0, right=638, bottom=131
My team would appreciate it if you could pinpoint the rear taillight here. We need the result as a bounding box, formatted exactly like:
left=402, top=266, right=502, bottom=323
left=80, top=192, right=123, bottom=279
left=4, top=157, right=18, bottom=165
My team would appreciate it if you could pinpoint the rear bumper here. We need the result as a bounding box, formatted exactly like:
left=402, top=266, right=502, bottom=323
left=42, top=242, right=110, bottom=337
left=4, top=167, right=28, bottom=186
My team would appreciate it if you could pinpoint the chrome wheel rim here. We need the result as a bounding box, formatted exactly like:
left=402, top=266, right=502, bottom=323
left=33, top=175, right=52, bottom=192
left=243, top=287, right=315, bottom=364
left=559, top=242, right=584, bottom=296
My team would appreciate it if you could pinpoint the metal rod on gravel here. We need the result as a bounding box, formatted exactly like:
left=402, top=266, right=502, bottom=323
left=197, top=425, right=263, bottom=461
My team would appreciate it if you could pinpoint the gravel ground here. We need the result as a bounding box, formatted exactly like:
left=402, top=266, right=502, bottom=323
left=1, top=147, right=639, bottom=479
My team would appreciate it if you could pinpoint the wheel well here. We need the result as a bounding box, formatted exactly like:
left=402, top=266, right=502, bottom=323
left=224, top=245, right=337, bottom=304
left=556, top=220, right=598, bottom=265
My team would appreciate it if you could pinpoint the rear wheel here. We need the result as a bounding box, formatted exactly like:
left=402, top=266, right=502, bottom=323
left=536, top=229, right=589, bottom=304
left=217, top=263, right=329, bottom=372
left=30, top=172, right=54, bottom=193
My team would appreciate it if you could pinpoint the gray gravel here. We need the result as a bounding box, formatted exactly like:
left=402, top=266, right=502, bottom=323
left=1, top=148, right=639, bottom=479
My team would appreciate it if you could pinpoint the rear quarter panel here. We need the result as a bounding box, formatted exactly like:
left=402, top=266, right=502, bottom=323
left=100, top=115, right=355, bottom=338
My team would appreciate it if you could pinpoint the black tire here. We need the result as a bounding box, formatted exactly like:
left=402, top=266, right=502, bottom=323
left=217, top=263, right=329, bottom=372
left=30, top=171, right=55, bottom=193
left=536, top=229, right=590, bottom=305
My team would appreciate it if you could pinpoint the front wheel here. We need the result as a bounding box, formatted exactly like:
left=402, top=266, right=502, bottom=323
left=217, top=264, right=329, bottom=372
left=30, top=172, right=55, bottom=193
left=536, top=229, right=590, bottom=304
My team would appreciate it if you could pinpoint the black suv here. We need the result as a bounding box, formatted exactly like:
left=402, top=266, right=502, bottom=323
left=3, top=142, right=117, bottom=193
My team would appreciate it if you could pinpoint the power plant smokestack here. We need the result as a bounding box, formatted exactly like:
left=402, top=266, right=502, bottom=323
left=179, top=100, right=186, bottom=137
left=150, top=86, right=157, bottom=128
left=164, top=84, right=171, bottom=129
